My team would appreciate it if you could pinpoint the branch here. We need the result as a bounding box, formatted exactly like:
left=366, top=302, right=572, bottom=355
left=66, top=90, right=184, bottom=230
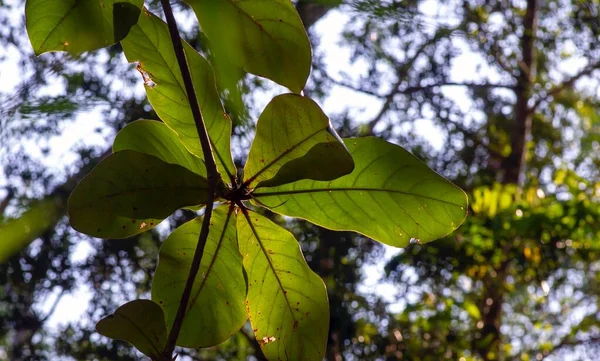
left=158, top=1, right=220, bottom=360
left=361, top=25, right=465, bottom=135
left=0, top=188, right=15, bottom=216
left=240, top=327, right=269, bottom=361
left=362, top=81, right=514, bottom=135
left=296, top=0, right=335, bottom=29
left=490, top=42, right=517, bottom=78
left=332, top=78, right=515, bottom=99
left=39, top=288, right=66, bottom=324
left=530, top=60, right=600, bottom=112
left=501, top=0, right=538, bottom=186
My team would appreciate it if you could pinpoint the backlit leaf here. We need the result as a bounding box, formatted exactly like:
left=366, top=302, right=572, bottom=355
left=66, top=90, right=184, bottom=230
left=121, top=9, right=236, bottom=182
left=244, top=94, right=354, bottom=189
left=26, top=0, right=142, bottom=55
left=0, top=199, right=62, bottom=263
left=152, top=205, right=247, bottom=348
left=68, top=150, right=209, bottom=238
left=237, top=210, right=328, bottom=361
left=186, top=0, right=312, bottom=92
left=113, top=119, right=207, bottom=177
left=96, top=299, right=166, bottom=359
left=254, top=137, right=468, bottom=247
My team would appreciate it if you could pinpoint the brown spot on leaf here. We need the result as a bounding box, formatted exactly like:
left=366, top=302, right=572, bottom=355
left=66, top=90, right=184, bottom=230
left=260, top=336, right=277, bottom=344
left=293, top=321, right=299, bottom=330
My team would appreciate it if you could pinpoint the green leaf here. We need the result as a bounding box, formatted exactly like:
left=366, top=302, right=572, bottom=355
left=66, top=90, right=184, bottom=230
left=0, top=199, right=62, bottom=263
left=253, top=137, right=468, bottom=247
left=26, top=0, right=142, bottom=55
left=68, top=150, right=209, bottom=239
left=237, top=210, right=329, bottom=361
left=152, top=205, right=247, bottom=348
left=244, top=94, right=354, bottom=188
left=121, top=9, right=236, bottom=182
left=96, top=299, right=166, bottom=359
left=186, top=0, right=312, bottom=93
left=113, top=119, right=207, bottom=178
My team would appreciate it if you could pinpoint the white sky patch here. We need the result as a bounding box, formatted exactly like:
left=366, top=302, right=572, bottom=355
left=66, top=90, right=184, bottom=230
left=40, top=285, right=93, bottom=331
left=314, top=10, right=382, bottom=124
left=358, top=245, right=405, bottom=313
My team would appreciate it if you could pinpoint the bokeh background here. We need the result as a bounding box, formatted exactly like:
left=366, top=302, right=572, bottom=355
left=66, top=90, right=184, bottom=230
left=1, top=0, right=599, bottom=360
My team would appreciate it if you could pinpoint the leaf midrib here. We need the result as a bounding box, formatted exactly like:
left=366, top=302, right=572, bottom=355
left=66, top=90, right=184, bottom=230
left=134, top=16, right=236, bottom=180
left=242, top=211, right=297, bottom=323
left=37, top=1, right=81, bottom=51
left=254, top=187, right=465, bottom=208
left=115, top=312, right=163, bottom=357
left=245, top=127, right=324, bottom=185
left=71, top=184, right=209, bottom=211
left=188, top=207, right=234, bottom=311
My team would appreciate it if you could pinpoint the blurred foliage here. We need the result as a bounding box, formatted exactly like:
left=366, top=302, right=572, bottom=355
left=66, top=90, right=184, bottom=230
left=1, top=0, right=600, bottom=360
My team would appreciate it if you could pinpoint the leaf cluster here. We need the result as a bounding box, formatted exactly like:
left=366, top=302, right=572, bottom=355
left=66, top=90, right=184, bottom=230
left=24, top=1, right=467, bottom=360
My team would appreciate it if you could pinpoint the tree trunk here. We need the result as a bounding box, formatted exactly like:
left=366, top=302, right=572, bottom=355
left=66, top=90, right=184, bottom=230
left=503, top=0, right=538, bottom=186
left=478, top=1, right=539, bottom=360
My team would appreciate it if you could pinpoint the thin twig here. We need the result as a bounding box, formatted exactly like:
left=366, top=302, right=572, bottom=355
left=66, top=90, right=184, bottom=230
left=362, top=25, right=463, bottom=135
left=158, top=1, right=220, bottom=360
left=39, top=288, right=66, bottom=323
left=0, top=188, right=15, bottom=216
left=331, top=78, right=515, bottom=99
left=530, top=60, right=600, bottom=112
